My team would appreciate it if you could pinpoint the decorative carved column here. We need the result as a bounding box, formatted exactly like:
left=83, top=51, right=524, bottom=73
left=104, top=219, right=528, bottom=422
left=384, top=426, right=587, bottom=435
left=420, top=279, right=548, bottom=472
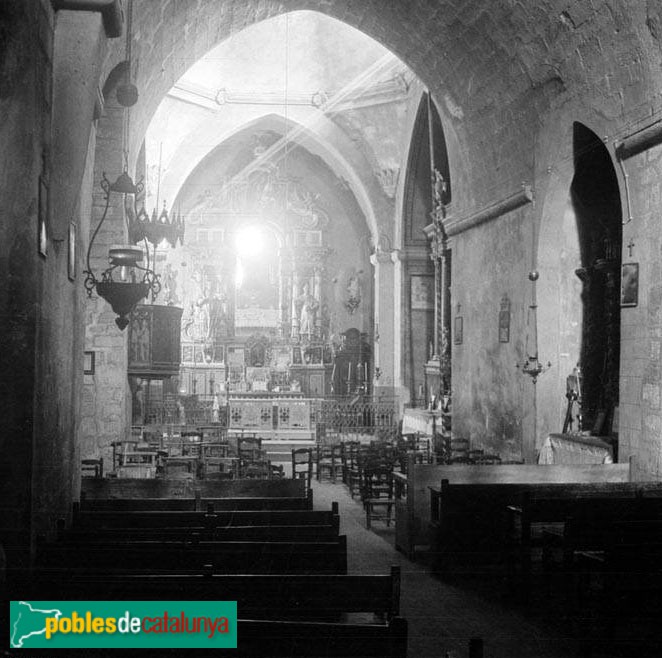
left=291, top=270, right=300, bottom=338
left=423, top=207, right=451, bottom=395
left=279, top=249, right=290, bottom=338
left=370, top=249, right=397, bottom=395
left=313, top=266, right=323, bottom=338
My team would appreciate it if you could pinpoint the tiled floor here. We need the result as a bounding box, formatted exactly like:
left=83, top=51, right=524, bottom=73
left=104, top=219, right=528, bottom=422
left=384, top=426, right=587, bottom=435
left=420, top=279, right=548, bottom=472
left=309, top=477, right=657, bottom=658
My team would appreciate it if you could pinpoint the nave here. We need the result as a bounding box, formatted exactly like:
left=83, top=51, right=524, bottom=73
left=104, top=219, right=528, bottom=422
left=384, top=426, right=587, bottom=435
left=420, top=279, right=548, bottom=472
left=313, top=478, right=578, bottom=658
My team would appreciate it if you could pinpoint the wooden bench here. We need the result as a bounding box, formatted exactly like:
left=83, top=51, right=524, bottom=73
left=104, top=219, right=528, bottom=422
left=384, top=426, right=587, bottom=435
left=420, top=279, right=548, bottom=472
left=36, top=566, right=401, bottom=622
left=81, top=477, right=310, bottom=507
left=37, top=536, right=348, bottom=575
left=396, top=458, right=631, bottom=558
left=504, top=483, right=662, bottom=598
left=424, top=463, right=632, bottom=573
left=72, top=504, right=338, bottom=530
left=79, top=494, right=313, bottom=511
left=39, top=617, right=408, bottom=657
left=59, top=522, right=340, bottom=544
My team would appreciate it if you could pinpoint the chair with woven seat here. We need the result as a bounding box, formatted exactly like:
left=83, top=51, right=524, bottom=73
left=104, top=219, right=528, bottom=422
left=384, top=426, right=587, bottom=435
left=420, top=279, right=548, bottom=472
left=448, top=437, right=470, bottom=464
left=346, top=444, right=368, bottom=498
left=473, top=454, right=502, bottom=465
left=364, top=467, right=395, bottom=529
left=238, top=436, right=265, bottom=477
left=292, top=447, right=314, bottom=488
left=243, top=460, right=271, bottom=479
left=341, top=441, right=360, bottom=484
left=316, top=444, right=343, bottom=483
left=81, top=458, right=103, bottom=478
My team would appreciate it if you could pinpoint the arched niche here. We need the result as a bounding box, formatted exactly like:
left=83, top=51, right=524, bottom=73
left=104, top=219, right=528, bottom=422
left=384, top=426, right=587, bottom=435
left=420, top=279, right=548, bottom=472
left=570, top=122, right=622, bottom=434
left=537, top=121, right=622, bottom=447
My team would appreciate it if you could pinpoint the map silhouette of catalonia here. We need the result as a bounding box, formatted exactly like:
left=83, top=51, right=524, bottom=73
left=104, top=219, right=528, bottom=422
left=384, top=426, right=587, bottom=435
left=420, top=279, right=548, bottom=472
left=11, top=601, right=62, bottom=648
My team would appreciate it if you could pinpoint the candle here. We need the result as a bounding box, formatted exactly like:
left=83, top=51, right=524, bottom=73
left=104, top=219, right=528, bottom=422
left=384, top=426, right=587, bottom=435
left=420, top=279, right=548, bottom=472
left=348, top=362, right=352, bottom=380
left=364, top=363, right=368, bottom=382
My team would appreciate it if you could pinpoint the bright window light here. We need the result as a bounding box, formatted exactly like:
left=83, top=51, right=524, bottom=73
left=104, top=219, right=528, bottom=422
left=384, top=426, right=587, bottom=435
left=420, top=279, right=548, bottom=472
left=235, top=225, right=264, bottom=258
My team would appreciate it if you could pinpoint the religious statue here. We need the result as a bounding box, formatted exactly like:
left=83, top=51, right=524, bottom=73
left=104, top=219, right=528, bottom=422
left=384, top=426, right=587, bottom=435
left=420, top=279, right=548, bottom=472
left=297, top=283, right=319, bottom=336
left=195, top=279, right=229, bottom=342
left=161, top=263, right=180, bottom=306
left=345, top=274, right=361, bottom=314
left=432, top=168, right=447, bottom=208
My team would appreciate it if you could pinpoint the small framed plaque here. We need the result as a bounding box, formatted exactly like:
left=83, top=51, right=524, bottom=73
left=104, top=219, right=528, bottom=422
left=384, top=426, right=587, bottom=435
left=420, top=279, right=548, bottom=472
left=620, top=262, right=638, bottom=307
left=83, top=351, right=95, bottom=375
left=68, top=222, right=76, bottom=280
left=454, top=316, right=463, bottom=345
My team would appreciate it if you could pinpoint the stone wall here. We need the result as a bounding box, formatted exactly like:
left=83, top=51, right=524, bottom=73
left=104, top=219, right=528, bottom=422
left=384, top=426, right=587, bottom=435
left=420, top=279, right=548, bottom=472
left=0, top=0, right=109, bottom=575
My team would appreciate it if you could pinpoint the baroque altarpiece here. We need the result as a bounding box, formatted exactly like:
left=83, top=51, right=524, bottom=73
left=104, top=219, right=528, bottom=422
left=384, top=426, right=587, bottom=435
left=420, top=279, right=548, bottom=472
left=170, top=158, right=338, bottom=400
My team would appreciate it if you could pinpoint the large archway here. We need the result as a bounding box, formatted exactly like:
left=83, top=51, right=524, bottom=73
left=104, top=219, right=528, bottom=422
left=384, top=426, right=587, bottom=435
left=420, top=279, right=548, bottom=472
left=571, top=122, right=622, bottom=435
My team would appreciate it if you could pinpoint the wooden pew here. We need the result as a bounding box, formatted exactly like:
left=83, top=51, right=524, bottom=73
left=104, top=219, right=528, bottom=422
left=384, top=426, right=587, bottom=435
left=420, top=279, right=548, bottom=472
left=79, top=494, right=313, bottom=511
left=395, top=457, right=631, bottom=558
left=505, top=483, right=662, bottom=599
left=72, top=504, right=339, bottom=530
left=80, top=477, right=311, bottom=511
left=37, top=536, right=348, bottom=575
left=59, top=523, right=340, bottom=544
left=33, top=617, right=408, bottom=658
left=36, top=566, right=401, bottom=623
left=82, top=476, right=308, bottom=499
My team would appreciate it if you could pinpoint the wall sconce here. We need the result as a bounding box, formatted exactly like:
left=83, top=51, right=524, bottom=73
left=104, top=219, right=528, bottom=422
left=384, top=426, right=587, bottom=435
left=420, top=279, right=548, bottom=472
left=83, top=170, right=161, bottom=330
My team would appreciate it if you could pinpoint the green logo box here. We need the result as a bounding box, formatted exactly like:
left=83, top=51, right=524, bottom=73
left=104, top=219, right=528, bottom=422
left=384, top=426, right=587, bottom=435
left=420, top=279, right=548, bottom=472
left=10, top=600, right=237, bottom=649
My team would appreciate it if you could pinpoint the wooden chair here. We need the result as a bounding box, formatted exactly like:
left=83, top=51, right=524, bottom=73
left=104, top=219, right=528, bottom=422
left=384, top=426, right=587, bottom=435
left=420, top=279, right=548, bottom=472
left=364, top=467, right=395, bottom=529
left=239, top=437, right=267, bottom=478
left=448, top=438, right=471, bottom=464
left=292, top=448, right=314, bottom=488
left=81, top=458, right=103, bottom=478
left=163, top=457, right=196, bottom=479
left=346, top=444, right=367, bottom=498
left=341, top=441, right=360, bottom=483
left=317, top=444, right=343, bottom=483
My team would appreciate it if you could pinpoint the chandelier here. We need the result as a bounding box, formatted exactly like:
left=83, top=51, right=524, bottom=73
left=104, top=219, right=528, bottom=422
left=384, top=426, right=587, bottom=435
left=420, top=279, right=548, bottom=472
left=515, top=270, right=551, bottom=383
left=83, top=169, right=161, bottom=330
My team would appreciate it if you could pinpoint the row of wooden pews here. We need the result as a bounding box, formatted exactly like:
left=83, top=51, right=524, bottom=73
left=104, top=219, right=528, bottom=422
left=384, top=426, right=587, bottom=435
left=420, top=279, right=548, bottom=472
left=30, top=477, right=409, bottom=657
left=402, top=458, right=662, bottom=649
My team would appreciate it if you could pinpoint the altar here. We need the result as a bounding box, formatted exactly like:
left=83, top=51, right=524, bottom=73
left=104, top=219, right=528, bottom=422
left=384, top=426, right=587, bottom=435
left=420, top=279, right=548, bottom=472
left=228, top=396, right=315, bottom=441
left=537, top=433, right=614, bottom=465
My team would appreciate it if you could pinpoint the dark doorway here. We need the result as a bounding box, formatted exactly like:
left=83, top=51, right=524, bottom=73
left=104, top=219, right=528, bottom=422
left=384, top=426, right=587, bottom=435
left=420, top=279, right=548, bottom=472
left=571, top=122, right=622, bottom=434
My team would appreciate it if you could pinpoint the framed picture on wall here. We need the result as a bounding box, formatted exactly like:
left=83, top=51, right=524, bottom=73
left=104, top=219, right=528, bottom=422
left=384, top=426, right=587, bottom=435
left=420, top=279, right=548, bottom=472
left=68, top=222, right=76, bottom=281
left=454, top=316, right=463, bottom=345
left=38, top=175, right=48, bottom=258
left=499, top=294, right=511, bottom=343
left=620, top=262, right=639, bottom=307
left=411, top=275, right=434, bottom=310
left=83, top=351, right=95, bottom=375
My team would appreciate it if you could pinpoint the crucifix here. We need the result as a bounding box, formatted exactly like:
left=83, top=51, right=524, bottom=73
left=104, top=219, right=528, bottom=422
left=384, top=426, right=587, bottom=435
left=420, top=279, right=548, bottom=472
left=627, top=239, right=635, bottom=257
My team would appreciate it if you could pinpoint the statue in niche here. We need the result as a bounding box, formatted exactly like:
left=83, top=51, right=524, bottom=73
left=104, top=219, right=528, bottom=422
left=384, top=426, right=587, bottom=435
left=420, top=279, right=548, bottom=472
left=196, top=280, right=228, bottom=342
left=161, top=263, right=180, bottom=306
left=297, top=283, right=319, bottom=337
left=345, top=274, right=361, bottom=314
left=432, top=168, right=448, bottom=208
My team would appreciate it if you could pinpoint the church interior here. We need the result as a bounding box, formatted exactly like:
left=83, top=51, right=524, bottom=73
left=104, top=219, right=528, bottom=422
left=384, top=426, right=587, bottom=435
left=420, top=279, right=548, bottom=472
left=3, top=1, right=662, bottom=656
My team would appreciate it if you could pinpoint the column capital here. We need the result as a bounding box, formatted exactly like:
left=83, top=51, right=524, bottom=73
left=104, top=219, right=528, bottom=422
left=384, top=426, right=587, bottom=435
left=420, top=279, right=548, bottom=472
left=370, top=248, right=396, bottom=266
